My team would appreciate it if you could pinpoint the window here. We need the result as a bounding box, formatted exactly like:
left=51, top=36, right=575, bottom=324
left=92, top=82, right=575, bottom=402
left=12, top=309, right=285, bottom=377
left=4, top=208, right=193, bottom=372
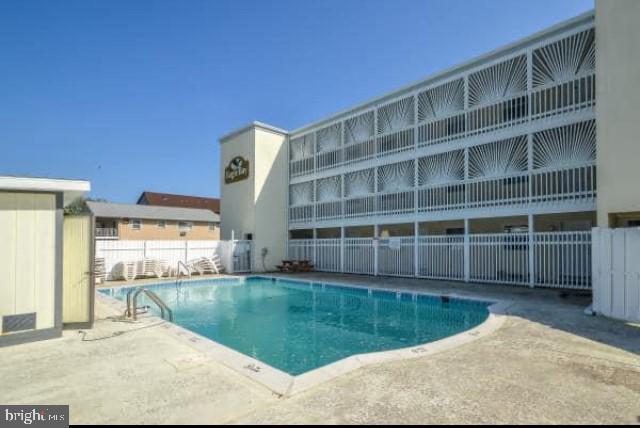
left=131, top=219, right=142, bottom=230
left=157, top=220, right=166, bottom=229
left=208, top=222, right=218, bottom=231
left=178, top=221, right=193, bottom=232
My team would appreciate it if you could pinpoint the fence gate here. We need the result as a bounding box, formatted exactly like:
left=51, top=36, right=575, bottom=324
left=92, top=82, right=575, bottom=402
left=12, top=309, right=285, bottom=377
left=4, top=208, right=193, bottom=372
left=592, top=228, right=640, bottom=323
left=63, top=215, right=94, bottom=327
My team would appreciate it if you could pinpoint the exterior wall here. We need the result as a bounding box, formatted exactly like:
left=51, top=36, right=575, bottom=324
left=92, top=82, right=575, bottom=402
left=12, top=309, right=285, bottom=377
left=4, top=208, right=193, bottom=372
left=253, top=127, right=288, bottom=271
left=595, top=0, right=640, bottom=226
left=220, top=128, right=256, bottom=241
left=0, top=192, right=57, bottom=333
left=220, top=125, right=287, bottom=271
left=112, top=218, right=220, bottom=240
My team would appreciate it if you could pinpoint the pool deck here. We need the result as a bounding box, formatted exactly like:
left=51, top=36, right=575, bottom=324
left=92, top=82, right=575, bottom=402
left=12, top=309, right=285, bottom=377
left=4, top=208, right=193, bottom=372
left=1, top=273, right=639, bottom=424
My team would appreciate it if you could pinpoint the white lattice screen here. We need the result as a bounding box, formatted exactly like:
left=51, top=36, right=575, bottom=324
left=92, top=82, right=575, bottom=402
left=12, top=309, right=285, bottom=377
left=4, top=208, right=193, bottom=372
left=468, top=136, right=528, bottom=179
left=533, top=120, right=596, bottom=169
left=418, top=150, right=465, bottom=186
left=533, top=29, right=595, bottom=87
left=418, top=78, right=465, bottom=122
left=468, top=55, right=527, bottom=107
left=376, top=96, right=415, bottom=134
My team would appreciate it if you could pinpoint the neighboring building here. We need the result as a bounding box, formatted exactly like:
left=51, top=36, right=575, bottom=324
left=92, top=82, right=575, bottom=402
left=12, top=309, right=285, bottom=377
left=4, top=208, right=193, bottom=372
left=87, top=201, right=220, bottom=240
left=219, top=3, right=640, bottom=285
left=0, top=176, right=91, bottom=346
left=137, top=191, right=220, bottom=214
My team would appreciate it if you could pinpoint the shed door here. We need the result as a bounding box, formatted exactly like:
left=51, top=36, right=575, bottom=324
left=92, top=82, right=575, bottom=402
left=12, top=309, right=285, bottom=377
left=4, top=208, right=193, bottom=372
left=63, top=215, right=94, bottom=326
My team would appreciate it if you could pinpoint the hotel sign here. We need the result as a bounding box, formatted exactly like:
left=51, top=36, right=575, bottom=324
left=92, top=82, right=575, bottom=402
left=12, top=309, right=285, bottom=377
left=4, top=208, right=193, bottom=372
left=225, top=156, right=250, bottom=184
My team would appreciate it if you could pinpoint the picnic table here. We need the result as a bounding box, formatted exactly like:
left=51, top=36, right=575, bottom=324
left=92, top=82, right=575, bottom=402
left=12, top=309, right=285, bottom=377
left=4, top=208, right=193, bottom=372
left=277, top=260, right=314, bottom=273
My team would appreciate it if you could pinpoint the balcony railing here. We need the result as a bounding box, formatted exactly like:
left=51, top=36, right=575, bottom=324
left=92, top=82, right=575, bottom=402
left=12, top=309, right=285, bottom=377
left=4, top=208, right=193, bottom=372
left=96, top=228, right=118, bottom=239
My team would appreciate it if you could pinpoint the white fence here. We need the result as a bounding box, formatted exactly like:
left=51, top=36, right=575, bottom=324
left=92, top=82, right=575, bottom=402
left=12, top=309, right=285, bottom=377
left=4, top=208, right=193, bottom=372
left=96, top=240, right=253, bottom=279
left=592, top=228, right=640, bottom=322
left=289, top=231, right=592, bottom=289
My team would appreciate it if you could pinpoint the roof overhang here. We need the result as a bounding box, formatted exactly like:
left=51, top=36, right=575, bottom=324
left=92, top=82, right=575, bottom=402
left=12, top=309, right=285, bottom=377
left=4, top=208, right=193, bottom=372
left=0, top=176, right=91, bottom=205
left=219, top=121, right=288, bottom=144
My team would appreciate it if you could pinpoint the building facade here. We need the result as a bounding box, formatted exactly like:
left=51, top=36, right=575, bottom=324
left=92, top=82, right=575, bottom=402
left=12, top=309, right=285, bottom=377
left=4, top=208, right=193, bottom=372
left=220, top=2, right=640, bottom=286
left=88, top=202, right=221, bottom=241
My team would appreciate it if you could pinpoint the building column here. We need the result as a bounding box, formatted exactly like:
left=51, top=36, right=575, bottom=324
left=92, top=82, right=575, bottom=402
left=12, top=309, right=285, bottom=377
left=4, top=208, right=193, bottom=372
left=374, top=224, right=379, bottom=276
left=340, top=226, right=345, bottom=273
left=464, top=218, right=470, bottom=282
left=528, top=214, right=535, bottom=288
left=414, top=221, right=419, bottom=277
left=312, top=228, right=317, bottom=264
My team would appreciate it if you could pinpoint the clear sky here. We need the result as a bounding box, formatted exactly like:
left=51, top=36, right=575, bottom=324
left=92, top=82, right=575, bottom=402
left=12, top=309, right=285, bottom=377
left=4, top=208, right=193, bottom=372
left=0, top=0, right=594, bottom=203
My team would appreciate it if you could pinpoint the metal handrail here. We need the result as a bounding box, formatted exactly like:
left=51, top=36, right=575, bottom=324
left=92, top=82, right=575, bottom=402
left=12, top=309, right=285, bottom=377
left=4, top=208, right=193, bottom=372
left=177, top=260, right=191, bottom=277
left=124, top=288, right=174, bottom=322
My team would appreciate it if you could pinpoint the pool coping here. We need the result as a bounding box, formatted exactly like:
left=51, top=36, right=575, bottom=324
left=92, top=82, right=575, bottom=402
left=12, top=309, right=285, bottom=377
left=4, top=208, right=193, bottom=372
left=96, top=275, right=512, bottom=397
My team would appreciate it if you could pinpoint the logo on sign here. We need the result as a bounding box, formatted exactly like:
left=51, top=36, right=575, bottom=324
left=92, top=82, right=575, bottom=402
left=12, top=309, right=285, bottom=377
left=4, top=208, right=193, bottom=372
left=224, top=156, right=250, bottom=184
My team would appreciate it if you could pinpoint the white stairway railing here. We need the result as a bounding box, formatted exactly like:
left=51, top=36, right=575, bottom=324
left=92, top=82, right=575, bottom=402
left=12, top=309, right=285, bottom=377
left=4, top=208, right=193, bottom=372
left=288, top=230, right=592, bottom=289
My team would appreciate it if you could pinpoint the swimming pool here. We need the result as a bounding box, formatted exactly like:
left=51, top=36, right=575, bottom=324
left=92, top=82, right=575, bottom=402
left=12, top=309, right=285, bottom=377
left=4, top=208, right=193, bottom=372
left=101, top=276, right=491, bottom=375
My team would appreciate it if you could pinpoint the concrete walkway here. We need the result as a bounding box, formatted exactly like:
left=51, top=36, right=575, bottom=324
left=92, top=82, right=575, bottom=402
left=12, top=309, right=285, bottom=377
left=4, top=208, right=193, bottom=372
left=1, top=274, right=639, bottom=424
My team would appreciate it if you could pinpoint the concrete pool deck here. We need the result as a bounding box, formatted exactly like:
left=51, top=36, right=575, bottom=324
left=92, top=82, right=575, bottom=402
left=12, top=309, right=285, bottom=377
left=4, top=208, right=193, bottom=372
left=1, top=273, right=639, bottom=424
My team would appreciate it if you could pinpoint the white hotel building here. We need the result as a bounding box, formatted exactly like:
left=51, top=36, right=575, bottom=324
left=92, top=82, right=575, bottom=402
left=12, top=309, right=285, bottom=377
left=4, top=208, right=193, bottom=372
left=219, top=1, right=640, bottom=290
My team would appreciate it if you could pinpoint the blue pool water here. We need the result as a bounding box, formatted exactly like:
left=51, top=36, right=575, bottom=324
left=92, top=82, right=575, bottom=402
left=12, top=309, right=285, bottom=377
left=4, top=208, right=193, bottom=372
left=101, top=276, right=490, bottom=375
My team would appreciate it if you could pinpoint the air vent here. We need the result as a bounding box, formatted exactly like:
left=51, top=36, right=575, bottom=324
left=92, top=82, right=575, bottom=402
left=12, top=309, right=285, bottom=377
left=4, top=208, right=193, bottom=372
left=2, top=313, right=37, bottom=334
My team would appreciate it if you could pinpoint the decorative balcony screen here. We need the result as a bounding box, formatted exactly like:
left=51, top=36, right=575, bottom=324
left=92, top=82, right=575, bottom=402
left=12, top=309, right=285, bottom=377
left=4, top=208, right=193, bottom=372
left=533, top=120, right=596, bottom=169
left=290, top=182, right=314, bottom=206
left=418, top=79, right=465, bottom=122
left=316, top=123, right=342, bottom=153
left=316, top=176, right=342, bottom=202
left=468, top=136, right=528, bottom=179
left=533, top=29, right=595, bottom=87
left=345, top=111, right=374, bottom=144
left=378, top=160, right=415, bottom=192
left=376, top=96, right=415, bottom=135
left=345, top=168, right=375, bottom=197
left=418, top=150, right=465, bottom=186
left=290, top=134, right=314, bottom=160
left=468, top=55, right=527, bottom=107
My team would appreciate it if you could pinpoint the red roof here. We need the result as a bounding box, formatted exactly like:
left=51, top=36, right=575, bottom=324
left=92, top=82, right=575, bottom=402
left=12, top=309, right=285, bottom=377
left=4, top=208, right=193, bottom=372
left=137, top=191, right=220, bottom=214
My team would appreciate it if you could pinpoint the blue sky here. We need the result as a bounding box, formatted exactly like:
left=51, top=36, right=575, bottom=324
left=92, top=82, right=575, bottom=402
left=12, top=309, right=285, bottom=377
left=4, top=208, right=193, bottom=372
left=0, top=0, right=594, bottom=202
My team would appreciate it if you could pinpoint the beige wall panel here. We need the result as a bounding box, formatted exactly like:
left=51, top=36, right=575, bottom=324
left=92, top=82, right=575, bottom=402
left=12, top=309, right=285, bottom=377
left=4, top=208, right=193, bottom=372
left=63, top=216, right=91, bottom=324
left=14, top=193, right=37, bottom=316
left=0, top=193, right=17, bottom=319
left=34, top=194, right=56, bottom=329
left=0, top=192, right=56, bottom=330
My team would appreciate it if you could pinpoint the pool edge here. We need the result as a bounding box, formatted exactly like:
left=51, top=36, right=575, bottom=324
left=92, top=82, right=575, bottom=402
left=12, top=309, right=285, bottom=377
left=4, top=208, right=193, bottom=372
left=95, top=276, right=512, bottom=397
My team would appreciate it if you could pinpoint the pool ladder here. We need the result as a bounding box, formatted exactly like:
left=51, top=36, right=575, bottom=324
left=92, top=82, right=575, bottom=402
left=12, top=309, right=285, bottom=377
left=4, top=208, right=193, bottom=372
left=124, top=288, right=174, bottom=322
left=175, top=261, right=191, bottom=287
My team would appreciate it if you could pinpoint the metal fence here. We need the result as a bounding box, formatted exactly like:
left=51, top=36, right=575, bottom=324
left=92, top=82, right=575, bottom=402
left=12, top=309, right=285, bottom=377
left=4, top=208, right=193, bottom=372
left=289, top=231, right=592, bottom=289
